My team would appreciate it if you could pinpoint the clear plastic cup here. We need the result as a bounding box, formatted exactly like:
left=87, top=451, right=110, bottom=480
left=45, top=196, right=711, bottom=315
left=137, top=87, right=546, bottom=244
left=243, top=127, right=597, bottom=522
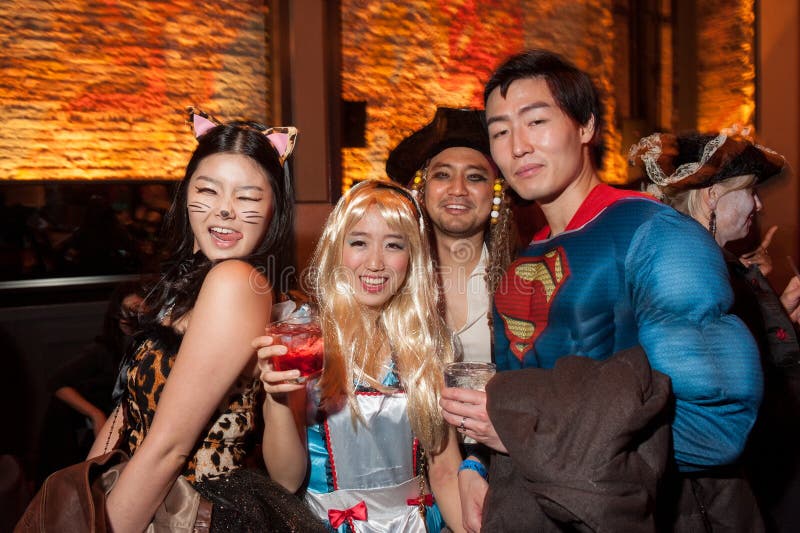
left=444, top=361, right=496, bottom=391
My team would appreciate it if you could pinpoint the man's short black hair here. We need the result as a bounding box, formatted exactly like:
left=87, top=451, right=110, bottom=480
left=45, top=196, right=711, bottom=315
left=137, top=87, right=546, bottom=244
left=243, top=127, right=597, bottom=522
left=484, top=49, right=605, bottom=169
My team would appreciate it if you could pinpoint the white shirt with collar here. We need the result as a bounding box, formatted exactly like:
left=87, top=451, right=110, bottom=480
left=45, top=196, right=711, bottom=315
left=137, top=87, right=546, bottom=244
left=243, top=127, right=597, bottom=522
left=454, top=244, right=492, bottom=363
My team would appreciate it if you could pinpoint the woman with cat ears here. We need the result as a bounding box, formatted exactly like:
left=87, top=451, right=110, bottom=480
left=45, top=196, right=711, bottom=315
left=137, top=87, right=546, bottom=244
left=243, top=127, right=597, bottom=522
left=89, top=108, right=326, bottom=532
left=254, top=180, right=466, bottom=532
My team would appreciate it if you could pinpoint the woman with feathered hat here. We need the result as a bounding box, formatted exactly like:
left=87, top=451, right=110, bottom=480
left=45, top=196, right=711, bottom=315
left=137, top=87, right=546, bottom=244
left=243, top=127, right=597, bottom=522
left=631, top=130, right=800, bottom=531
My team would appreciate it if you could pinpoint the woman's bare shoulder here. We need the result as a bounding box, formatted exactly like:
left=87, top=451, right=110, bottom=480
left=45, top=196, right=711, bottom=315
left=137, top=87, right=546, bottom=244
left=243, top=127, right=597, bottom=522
left=202, top=259, right=271, bottom=295
left=187, top=260, right=272, bottom=335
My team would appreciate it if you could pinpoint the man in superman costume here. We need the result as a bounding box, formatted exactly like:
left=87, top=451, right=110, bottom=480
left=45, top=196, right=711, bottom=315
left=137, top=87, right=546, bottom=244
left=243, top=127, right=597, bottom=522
left=440, top=50, right=764, bottom=531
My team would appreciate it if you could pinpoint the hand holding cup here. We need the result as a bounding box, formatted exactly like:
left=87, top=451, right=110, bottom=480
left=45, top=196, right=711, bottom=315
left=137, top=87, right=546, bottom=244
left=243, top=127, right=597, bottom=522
left=253, top=334, right=305, bottom=394
left=444, top=361, right=496, bottom=391
left=268, top=316, right=324, bottom=383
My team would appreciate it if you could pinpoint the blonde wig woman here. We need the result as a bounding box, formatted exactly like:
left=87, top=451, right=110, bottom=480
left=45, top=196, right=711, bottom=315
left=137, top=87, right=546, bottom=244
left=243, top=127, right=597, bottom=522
left=313, top=180, right=455, bottom=448
left=255, top=180, right=464, bottom=533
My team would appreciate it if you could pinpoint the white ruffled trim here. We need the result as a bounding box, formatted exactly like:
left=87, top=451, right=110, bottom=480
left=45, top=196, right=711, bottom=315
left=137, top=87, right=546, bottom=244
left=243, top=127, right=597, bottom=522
left=629, top=133, right=727, bottom=187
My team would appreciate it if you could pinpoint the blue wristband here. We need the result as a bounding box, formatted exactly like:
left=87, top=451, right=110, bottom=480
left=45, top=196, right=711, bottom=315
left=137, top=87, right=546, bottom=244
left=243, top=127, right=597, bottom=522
left=458, top=459, right=488, bottom=480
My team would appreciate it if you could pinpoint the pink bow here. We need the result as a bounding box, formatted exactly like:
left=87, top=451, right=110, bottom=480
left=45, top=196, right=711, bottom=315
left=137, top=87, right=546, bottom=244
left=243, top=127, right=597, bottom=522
left=328, top=500, right=368, bottom=528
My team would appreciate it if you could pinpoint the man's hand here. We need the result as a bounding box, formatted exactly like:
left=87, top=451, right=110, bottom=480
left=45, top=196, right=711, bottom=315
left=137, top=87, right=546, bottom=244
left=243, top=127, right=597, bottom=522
left=439, top=387, right=507, bottom=453
left=458, top=468, right=488, bottom=533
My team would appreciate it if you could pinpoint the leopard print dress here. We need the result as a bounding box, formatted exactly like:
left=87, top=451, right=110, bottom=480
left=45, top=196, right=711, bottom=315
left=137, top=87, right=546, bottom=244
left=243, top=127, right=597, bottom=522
left=120, top=327, right=327, bottom=532
left=122, top=328, right=258, bottom=483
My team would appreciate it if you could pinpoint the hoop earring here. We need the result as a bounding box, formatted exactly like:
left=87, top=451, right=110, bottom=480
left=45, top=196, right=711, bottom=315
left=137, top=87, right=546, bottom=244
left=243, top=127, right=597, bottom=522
left=709, top=210, right=717, bottom=237
left=490, top=177, right=503, bottom=224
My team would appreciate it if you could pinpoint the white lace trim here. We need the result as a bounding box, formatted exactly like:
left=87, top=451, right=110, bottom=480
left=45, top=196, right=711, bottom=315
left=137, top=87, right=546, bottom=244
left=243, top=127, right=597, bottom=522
left=630, top=130, right=785, bottom=190
left=629, top=133, right=727, bottom=187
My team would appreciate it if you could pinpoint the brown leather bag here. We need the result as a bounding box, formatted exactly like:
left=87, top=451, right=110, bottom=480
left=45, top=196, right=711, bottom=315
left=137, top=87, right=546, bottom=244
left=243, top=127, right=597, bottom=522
left=15, top=450, right=212, bottom=533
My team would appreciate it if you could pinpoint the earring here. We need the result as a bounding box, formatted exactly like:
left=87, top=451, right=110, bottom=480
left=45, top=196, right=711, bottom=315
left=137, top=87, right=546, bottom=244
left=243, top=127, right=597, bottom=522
left=490, top=177, right=503, bottom=224
left=411, top=168, right=426, bottom=192
left=709, top=210, right=717, bottom=237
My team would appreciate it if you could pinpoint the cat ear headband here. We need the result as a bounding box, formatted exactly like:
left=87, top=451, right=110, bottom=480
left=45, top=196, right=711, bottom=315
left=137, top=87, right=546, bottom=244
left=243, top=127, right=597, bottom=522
left=186, top=106, right=298, bottom=164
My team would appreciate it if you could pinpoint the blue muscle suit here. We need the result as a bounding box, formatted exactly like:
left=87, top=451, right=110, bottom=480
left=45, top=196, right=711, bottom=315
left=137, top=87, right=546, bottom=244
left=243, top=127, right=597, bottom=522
left=493, top=184, right=762, bottom=471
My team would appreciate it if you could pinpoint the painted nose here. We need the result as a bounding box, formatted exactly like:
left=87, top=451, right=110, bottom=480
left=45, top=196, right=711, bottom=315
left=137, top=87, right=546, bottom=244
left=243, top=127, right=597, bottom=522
left=219, top=207, right=234, bottom=219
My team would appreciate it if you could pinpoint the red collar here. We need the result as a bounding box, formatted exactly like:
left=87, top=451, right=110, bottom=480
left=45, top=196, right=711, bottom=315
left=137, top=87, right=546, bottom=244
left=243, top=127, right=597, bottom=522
left=532, top=183, right=652, bottom=242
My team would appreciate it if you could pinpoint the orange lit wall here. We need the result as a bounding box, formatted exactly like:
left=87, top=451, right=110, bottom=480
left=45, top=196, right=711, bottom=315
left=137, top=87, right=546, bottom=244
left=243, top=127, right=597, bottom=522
left=0, top=1, right=271, bottom=181
left=697, top=0, right=756, bottom=132
left=340, top=0, right=625, bottom=190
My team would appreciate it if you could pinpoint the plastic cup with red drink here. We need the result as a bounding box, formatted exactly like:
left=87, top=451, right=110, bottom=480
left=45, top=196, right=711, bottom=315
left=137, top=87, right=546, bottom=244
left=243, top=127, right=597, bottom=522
left=268, top=315, right=324, bottom=383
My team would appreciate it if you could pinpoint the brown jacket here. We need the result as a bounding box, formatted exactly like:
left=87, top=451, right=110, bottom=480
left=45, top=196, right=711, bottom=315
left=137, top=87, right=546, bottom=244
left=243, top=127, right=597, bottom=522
left=482, top=346, right=672, bottom=532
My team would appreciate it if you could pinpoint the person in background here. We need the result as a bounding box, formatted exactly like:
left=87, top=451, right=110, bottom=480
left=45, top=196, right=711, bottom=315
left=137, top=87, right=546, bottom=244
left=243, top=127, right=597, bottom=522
left=386, top=107, right=516, bottom=530
left=255, top=180, right=465, bottom=532
left=0, top=327, right=36, bottom=532
left=87, top=108, right=323, bottom=532
left=386, top=106, right=516, bottom=363
left=440, top=49, right=763, bottom=531
left=35, top=281, right=144, bottom=485
left=631, top=130, right=800, bottom=532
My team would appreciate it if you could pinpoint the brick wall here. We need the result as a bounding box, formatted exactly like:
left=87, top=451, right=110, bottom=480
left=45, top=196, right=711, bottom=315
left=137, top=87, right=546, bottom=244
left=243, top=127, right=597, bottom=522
left=0, top=0, right=271, bottom=181
left=340, top=0, right=625, bottom=188
left=697, top=0, right=756, bottom=132
left=0, top=0, right=757, bottom=185
left=340, top=0, right=757, bottom=189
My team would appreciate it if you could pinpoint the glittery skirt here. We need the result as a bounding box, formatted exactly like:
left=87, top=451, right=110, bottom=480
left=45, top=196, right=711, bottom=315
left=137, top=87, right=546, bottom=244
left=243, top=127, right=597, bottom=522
left=193, top=468, right=327, bottom=532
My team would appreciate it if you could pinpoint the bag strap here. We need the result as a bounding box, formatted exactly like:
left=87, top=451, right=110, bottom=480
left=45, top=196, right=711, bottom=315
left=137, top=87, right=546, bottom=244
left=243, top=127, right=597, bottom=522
left=103, top=404, right=123, bottom=454
left=194, top=498, right=213, bottom=532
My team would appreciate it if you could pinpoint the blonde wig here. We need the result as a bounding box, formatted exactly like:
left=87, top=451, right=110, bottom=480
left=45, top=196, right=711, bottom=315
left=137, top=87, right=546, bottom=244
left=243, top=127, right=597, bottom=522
left=663, top=173, right=757, bottom=221
left=309, top=180, right=455, bottom=453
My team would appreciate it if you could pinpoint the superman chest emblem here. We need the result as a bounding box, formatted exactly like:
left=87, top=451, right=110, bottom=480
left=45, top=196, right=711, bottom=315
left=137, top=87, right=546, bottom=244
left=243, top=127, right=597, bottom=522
left=495, top=247, right=570, bottom=361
